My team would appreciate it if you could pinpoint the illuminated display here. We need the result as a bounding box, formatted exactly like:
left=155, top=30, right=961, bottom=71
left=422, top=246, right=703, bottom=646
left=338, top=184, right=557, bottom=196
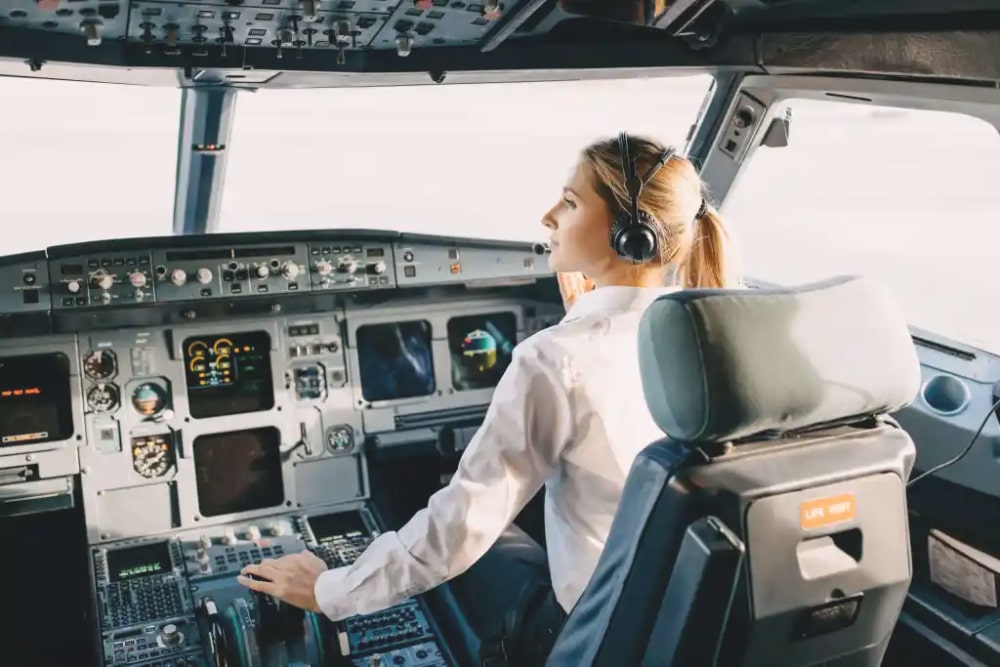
left=182, top=331, right=274, bottom=419
left=356, top=321, right=436, bottom=403
left=446, top=312, right=517, bottom=391
left=0, top=353, right=73, bottom=447
left=106, top=542, right=173, bottom=583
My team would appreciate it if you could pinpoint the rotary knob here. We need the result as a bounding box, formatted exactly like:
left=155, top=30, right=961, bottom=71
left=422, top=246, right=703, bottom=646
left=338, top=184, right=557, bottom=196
left=337, top=258, right=358, bottom=273
left=196, top=548, right=210, bottom=572
left=92, top=272, right=113, bottom=290
left=160, top=623, right=182, bottom=646
left=170, top=269, right=187, bottom=286
left=370, top=260, right=387, bottom=275
left=246, top=525, right=261, bottom=541
left=196, top=267, right=213, bottom=285
left=67, top=280, right=82, bottom=294
left=129, top=272, right=147, bottom=288
left=283, top=262, right=301, bottom=280
left=255, top=265, right=269, bottom=279
left=315, top=260, right=333, bottom=276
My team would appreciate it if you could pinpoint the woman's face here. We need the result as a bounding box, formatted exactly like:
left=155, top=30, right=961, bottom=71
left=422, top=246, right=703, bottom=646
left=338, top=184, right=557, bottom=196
left=540, top=162, right=618, bottom=276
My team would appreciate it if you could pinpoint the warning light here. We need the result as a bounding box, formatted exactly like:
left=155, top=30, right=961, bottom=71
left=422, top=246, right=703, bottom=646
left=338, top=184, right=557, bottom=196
left=450, top=263, right=461, bottom=274
left=192, top=143, right=226, bottom=154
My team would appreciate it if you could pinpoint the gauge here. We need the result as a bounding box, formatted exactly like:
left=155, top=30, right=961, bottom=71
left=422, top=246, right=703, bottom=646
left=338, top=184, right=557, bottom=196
left=131, top=382, right=168, bottom=417
left=131, top=435, right=173, bottom=478
left=86, top=383, right=120, bottom=413
left=83, top=349, right=117, bottom=381
left=326, top=425, right=354, bottom=453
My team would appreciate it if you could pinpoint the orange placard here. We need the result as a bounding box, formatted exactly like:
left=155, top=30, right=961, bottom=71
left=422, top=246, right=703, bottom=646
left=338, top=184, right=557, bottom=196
left=800, top=493, right=856, bottom=530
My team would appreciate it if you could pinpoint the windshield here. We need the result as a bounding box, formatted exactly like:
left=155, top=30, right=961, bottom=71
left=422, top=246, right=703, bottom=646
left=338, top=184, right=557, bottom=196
left=218, top=75, right=714, bottom=242
left=723, top=99, right=1000, bottom=355
left=0, top=78, right=181, bottom=255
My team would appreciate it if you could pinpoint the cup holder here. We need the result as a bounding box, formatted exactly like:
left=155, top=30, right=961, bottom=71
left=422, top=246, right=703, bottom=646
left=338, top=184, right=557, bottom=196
left=920, top=374, right=971, bottom=416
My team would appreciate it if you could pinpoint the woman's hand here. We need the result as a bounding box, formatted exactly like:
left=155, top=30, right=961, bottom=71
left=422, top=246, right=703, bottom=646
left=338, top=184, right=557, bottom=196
left=557, top=272, right=595, bottom=310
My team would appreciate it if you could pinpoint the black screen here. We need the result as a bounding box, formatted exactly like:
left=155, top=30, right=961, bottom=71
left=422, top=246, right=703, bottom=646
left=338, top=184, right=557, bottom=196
left=193, top=427, right=284, bottom=518
left=356, top=320, right=436, bottom=402
left=446, top=312, right=517, bottom=391
left=182, top=331, right=274, bottom=419
left=0, top=352, right=73, bottom=447
left=106, top=542, right=172, bottom=583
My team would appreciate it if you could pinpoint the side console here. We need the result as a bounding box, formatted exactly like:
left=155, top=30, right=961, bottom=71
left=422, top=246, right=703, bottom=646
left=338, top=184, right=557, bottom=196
left=93, top=508, right=456, bottom=667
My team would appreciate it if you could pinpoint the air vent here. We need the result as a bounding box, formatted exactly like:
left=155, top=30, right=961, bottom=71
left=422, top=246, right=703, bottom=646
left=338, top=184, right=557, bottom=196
left=911, top=335, right=976, bottom=361
left=394, top=405, right=488, bottom=429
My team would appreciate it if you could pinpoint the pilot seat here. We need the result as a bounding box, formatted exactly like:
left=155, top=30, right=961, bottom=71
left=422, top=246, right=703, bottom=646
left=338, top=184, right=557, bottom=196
left=448, top=274, right=923, bottom=667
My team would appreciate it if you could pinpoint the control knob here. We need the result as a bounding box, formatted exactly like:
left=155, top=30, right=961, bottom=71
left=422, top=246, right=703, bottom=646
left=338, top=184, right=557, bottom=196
left=369, top=260, right=387, bottom=275
left=283, top=262, right=301, bottom=280
left=254, top=265, right=269, bottom=279
left=91, top=272, right=114, bottom=290
left=160, top=623, right=182, bottom=647
left=66, top=280, right=82, bottom=294
left=222, top=528, right=238, bottom=545
left=196, top=547, right=210, bottom=573
left=337, top=258, right=358, bottom=273
left=170, top=269, right=187, bottom=286
left=198, top=534, right=212, bottom=550
left=246, top=525, right=261, bottom=541
left=196, top=267, right=213, bottom=285
left=128, top=271, right=147, bottom=288
left=315, top=260, right=333, bottom=276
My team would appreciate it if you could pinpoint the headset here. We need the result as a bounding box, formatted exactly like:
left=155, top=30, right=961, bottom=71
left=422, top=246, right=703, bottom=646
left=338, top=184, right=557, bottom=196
left=608, top=131, right=678, bottom=264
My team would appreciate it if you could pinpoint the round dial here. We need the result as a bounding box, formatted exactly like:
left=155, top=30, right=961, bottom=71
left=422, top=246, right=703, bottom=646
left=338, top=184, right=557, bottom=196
left=131, top=382, right=168, bottom=417
left=83, top=349, right=117, bottom=381
left=132, top=435, right=173, bottom=478
left=86, top=383, right=120, bottom=412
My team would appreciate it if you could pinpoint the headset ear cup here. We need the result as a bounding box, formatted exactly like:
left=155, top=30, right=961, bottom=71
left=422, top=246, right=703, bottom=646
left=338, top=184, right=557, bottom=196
left=609, top=212, right=630, bottom=259
left=609, top=211, right=658, bottom=264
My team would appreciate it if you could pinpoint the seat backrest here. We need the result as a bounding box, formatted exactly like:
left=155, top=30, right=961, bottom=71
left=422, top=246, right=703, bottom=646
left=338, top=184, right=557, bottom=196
left=545, top=275, right=922, bottom=667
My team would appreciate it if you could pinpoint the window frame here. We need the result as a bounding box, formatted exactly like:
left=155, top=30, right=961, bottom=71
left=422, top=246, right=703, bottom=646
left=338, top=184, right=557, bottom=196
left=697, top=74, right=1000, bottom=355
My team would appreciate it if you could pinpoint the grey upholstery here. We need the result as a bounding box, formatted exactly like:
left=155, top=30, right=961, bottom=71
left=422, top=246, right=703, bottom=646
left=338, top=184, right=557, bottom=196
left=638, top=275, right=921, bottom=443
left=545, top=275, right=921, bottom=666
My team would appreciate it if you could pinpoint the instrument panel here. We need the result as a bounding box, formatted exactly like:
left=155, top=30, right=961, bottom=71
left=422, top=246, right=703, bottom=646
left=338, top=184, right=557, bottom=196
left=0, top=230, right=562, bottom=667
left=0, top=232, right=550, bottom=331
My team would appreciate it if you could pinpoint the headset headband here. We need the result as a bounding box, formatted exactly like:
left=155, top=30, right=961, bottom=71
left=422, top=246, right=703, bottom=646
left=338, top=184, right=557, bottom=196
left=618, top=131, right=709, bottom=220
left=618, top=131, right=676, bottom=216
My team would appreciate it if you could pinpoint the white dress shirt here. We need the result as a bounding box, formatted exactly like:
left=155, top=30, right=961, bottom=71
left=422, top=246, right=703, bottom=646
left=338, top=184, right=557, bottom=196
left=314, top=285, right=678, bottom=620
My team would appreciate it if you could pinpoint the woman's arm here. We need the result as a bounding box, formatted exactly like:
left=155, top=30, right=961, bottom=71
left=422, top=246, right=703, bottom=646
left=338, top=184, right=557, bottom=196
left=314, top=339, right=574, bottom=621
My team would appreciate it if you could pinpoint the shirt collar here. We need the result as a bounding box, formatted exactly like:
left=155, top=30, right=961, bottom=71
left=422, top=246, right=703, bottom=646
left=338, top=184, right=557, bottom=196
left=563, top=285, right=681, bottom=322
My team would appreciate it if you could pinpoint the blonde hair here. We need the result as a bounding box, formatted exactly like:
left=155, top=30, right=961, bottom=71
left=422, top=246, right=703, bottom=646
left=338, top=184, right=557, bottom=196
left=581, top=135, right=732, bottom=289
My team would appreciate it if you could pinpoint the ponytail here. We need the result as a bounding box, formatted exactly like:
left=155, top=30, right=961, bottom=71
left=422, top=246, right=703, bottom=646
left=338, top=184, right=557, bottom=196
left=682, top=205, right=730, bottom=289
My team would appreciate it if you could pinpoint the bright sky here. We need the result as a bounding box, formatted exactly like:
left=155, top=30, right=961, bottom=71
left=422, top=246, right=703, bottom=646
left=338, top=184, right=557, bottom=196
left=1, top=73, right=999, bottom=353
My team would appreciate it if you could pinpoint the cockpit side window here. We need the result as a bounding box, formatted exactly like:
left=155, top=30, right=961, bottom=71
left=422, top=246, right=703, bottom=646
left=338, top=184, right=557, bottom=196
left=721, top=99, right=1000, bottom=355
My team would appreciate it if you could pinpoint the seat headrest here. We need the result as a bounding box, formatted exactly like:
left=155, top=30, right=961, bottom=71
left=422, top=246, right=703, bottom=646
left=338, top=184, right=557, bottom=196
left=637, top=275, right=921, bottom=444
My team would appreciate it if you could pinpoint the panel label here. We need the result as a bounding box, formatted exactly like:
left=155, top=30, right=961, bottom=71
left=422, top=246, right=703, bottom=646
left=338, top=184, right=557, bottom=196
left=800, top=493, right=856, bottom=530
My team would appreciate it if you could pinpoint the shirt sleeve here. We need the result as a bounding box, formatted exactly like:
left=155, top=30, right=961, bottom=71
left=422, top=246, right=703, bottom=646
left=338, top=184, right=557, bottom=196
left=314, top=339, right=574, bottom=621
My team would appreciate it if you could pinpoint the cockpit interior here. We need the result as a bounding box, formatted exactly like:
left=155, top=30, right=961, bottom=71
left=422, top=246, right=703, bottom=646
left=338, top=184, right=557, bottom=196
left=2, top=1, right=1000, bottom=666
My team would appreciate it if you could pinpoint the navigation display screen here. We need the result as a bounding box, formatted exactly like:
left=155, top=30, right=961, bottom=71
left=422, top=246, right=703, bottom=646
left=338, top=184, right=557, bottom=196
left=182, top=331, right=274, bottom=419
left=193, top=427, right=284, bottom=518
left=447, top=312, right=517, bottom=391
left=356, top=320, right=436, bottom=403
left=0, top=352, right=74, bottom=447
left=106, top=541, right=172, bottom=583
